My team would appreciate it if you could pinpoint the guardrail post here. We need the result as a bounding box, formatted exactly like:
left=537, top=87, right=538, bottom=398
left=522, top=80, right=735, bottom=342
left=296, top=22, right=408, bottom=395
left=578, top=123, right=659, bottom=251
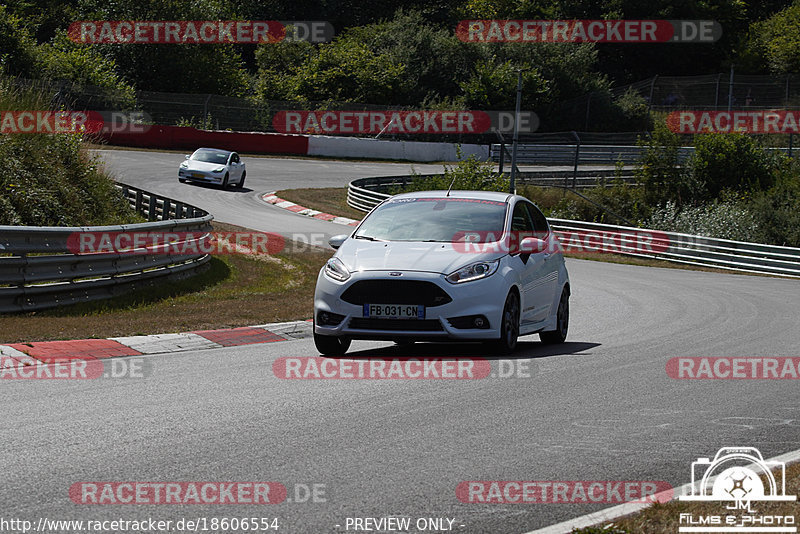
left=135, top=190, right=143, bottom=213
left=148, top=195, right=157, bottom=221
left=163, top=199, right=172, bottom=220
left=176, top=202, right=184, bottom=219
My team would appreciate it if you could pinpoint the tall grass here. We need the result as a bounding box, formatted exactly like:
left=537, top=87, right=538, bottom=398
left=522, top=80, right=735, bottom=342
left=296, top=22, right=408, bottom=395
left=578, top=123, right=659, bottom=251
left=0, top=79, right=141, bottom=226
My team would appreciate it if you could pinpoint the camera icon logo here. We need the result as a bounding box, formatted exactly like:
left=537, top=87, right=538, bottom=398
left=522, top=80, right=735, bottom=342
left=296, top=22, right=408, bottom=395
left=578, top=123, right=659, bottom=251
left=680, top=447, right=796, bottom=502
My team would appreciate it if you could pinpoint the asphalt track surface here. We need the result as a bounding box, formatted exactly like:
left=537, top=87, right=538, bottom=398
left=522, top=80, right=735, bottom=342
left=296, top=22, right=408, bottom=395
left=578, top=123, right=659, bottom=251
left=2, top=149, right=799, bottom=533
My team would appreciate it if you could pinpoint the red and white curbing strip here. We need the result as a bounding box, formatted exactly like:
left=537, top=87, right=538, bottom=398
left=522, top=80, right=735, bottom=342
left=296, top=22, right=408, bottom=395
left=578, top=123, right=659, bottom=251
left=1, top=195, right=358, bottom=368
left=262, top=192, right=361, bottom=226
left=0, top=320, right=313, bottom=368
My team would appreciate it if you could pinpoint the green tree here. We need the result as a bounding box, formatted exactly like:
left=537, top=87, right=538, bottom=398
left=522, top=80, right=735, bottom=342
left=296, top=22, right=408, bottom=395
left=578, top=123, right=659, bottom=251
left=748, top=2, right=800, bottom=74
left=77, top=0, right=250, bottom=95
left=0, top=5, right=40, bottom=78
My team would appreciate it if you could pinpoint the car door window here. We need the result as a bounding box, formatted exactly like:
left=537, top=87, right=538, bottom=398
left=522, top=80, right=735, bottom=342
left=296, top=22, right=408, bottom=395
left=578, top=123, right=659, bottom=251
left=525, top=203, right=550, bottom=238
left=510, top=202, right=535, bottom=253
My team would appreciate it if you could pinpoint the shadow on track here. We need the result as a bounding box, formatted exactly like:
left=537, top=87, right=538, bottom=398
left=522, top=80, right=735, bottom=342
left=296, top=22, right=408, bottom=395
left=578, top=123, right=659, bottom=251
left=180, top=181, right=253, bottom=193
left=342, top=340, right=600, bottom=360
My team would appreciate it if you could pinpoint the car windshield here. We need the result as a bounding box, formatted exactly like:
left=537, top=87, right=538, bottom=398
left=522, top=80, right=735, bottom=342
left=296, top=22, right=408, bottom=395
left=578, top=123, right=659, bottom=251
left=354, top=197, right=508, bottom=242
left=190, top=149, right=229, bottom=164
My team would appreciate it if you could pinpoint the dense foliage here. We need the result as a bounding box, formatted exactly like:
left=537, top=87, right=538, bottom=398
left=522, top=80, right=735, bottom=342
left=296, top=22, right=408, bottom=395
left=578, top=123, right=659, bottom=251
left=0, top=83, right=141, bottom=226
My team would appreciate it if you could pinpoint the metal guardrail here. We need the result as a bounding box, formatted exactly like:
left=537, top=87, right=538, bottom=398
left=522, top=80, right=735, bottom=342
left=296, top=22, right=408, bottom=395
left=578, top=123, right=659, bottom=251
left=490, top=144, right=796, bottom=165
left=491, top=144, right=694, bottom=165
left=0, top=184, right=213, bottom=313
left=346, top=175, right=800, bottom=278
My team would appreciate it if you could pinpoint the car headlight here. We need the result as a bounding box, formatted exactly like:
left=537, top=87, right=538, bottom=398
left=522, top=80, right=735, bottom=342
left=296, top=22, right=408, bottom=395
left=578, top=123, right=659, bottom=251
left=180, top=162, right=188, bottom=168
left=445, top=259, right=499, bottom=284
left=212, top=167, right=225, bottom=173
left=324, top=257, right=351, bottom=282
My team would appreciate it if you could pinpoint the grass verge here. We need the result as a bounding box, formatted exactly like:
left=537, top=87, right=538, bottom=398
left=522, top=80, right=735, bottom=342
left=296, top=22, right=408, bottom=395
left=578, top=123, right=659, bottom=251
left=275, top=187, right=367, bottom=221
left=0, top=222, right=330, bottom=344
left=573, top=461, right=800, bottom=533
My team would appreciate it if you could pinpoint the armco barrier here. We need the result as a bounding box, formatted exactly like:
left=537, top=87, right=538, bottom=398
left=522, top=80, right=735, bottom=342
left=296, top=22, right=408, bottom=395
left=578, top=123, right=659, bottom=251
left=99, top=125, right=309, bottom=155
left=346, top=176, right=800, bottom=278
left=0, top=184, right=213, bottom=313
left=491, top=143, right=796, bottom=165
left=491, top=144, right=695, bottom=165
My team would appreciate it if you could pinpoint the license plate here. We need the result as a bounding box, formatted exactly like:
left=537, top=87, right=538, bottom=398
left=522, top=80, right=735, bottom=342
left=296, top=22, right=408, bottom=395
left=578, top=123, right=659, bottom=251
left=363, top=304, right=424, bottom=319
left=192, top=172, right=205, bottom=178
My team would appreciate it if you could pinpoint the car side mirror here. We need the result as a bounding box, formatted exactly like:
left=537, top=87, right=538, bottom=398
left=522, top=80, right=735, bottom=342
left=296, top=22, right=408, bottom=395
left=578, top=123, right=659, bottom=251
left=185, top=155, right=190, bottom=159
left=328, top=234, right=348, bottom=249
left=519, top=237, right=547, bottom=253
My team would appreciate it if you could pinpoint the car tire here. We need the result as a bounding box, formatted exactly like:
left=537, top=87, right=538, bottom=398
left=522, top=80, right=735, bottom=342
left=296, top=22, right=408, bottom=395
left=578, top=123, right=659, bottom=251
left=222, top=173, right=229, bottom=188
left=314, top=331, right=351, bottom=356
left=489, top=290, right=520, bottom=354
left=540, top=287, right=569, bottom=344
left=236, top=171, right=246, bottom=188
left=178, top=178, right=186, bottom=183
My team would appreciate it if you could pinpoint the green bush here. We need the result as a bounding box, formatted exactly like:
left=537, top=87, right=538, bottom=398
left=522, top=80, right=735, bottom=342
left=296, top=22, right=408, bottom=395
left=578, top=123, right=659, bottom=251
left=747, top=168, right=800, bottom=247
left=646, top=199, right=761, bottom=241
left=547, top=182, right=649, bottom=225
left=636, top=121, right=699, bottom=208
left=398, top=152, right=509, bottom=194
left=690, top=133, right=777, bottom=201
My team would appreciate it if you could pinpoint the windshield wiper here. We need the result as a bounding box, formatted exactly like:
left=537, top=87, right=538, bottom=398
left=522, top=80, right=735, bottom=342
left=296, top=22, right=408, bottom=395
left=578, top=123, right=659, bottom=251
left=354, top=235, right=385, bottom=241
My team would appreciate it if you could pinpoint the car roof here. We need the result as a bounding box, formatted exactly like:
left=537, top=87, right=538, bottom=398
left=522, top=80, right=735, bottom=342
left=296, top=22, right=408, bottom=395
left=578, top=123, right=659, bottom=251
left=390, top=190, right=518, bottom=203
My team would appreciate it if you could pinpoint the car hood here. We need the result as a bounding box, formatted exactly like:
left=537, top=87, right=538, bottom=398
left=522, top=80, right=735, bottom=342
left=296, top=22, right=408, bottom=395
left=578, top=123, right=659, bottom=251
left=184, top=160, right=226, bottom=172
left=336, top=239, right=504, bottom=274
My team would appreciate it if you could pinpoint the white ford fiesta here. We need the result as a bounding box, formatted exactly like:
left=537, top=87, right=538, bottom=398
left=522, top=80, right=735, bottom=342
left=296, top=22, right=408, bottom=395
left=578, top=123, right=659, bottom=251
left=313, top=190, right=570, bottom=355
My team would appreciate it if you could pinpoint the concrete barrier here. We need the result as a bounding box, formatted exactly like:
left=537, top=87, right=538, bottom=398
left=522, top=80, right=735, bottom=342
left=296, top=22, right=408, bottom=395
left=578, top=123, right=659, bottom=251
left=308, top=135, right=489, bottom=162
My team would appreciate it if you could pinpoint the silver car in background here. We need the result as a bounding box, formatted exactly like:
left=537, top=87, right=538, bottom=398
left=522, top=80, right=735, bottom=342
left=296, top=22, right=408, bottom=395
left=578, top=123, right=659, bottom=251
left=313, top=190, right=571, bottom=356
left=178, top=148, right=246, bottom=188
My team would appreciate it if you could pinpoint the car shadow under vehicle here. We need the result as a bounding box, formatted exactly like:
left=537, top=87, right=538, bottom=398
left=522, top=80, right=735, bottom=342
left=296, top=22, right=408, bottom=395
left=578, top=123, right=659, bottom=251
left=339, top=340, right=600, bottom=360
left=184, top=181, right=252, bottom=193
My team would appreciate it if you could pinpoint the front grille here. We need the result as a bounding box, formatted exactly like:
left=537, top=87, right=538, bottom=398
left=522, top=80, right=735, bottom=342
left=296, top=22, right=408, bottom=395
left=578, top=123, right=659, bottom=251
left=348, top=318, right=444, bottom=331
left=341, top=280, right=452, bottom=307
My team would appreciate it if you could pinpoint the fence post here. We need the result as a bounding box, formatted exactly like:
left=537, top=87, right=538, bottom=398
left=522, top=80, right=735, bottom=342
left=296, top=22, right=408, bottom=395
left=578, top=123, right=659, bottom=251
left=786, top=75, right=791, bottom=105
left=584, top=93, right=592, bottom=130
left=203, top=94, right=212, bottom=128
left=571, top=131, right=581, bottom=190
left=648, top=75, right=658, bottom=110
left=727, top=66, right=735, bottom=112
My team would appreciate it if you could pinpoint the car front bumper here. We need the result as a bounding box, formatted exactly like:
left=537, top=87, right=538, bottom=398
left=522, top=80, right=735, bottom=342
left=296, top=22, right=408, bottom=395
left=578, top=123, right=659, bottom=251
left=179, top=169, right=224, bottom=183
left=314, top=269, right=510, bottom=341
